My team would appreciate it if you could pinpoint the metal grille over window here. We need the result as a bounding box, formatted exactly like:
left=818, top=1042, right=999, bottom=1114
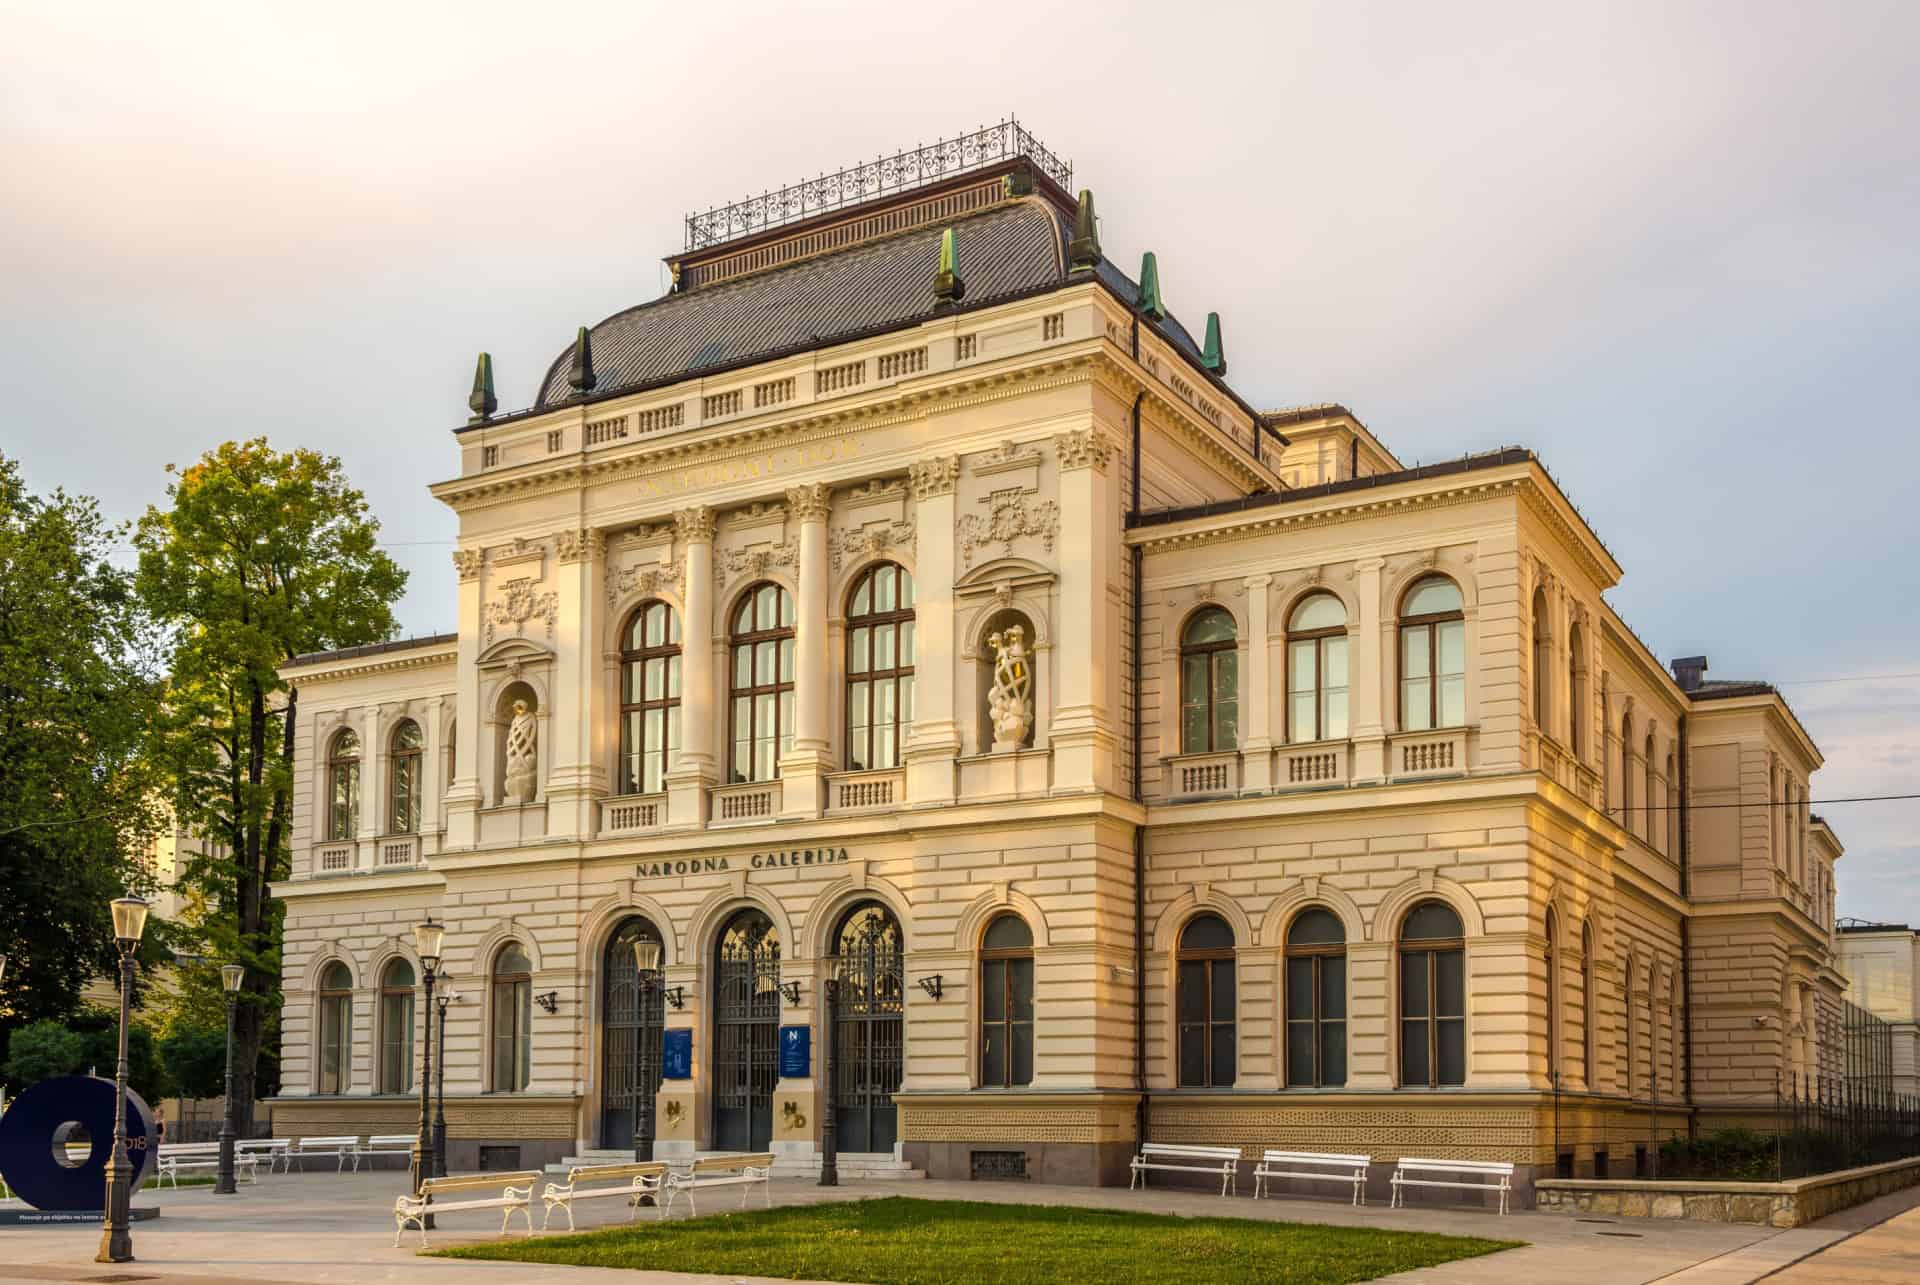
left=600, top=917, right=665, bottom=1146
left=620, top=601, right=682, bottom=795
left=846, top=564, right=915, bottom=771
left=1177, top=913, right=1237, bottom=1087
left=979, top=914, right=1034, bottom=1088
left=831, top=903, right=905, bottom=1153
left=714, top=910, right=780, bottom=1150
left=729, top=583, right=795, bottom=783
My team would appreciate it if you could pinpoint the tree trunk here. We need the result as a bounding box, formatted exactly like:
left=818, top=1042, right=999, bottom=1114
left=228, top=684, right=296, bottom=1138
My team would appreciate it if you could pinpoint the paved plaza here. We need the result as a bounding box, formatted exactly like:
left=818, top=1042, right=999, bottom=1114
left=0, top=1169, right=1913, bottom=1285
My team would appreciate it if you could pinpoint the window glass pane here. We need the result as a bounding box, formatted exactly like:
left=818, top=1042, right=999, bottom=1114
left=875, top=622, right=895, bottom=669
left=1320, top=1020, right=1347, bottom=1086
left=1401, top=1020, right=1430, bottom=1086
left=667, top=607, right=681, bottom=643
left=901, top=619, right=915, bottom=665
left=1289, top=907, right=1345, bottom=945
left=1437, top=1018, right=1466, bottom=1085
left=1290, top=690, right=1316, bottom=744
left=1177, top=959, right=1205, bottom=1024
left=899, top=570, right=914, bottom=608
left=876, top=566, right=896, bottom=612
left=1402, top=679, right=1433, bottom=732
left=1007, top=958, right=1034, bottom=1020
left=1182, top=704, right=1208, bottom=756
left=1214, top=698, right=1239, bottom=751
left=1184, top=607, right=1235, bottom=645
left=1437, top=619, right=1466, bottom=676
left=1181, top=913, right=1234, bottom=951
left=755, top=735, right=774, bottom=782
left=734, top=596, right=752, bottom=632
left=1404, top=576, right=1462, bottom=616
left=1287, top=1022, right=1315, bottom=1086
left=1440, top=675, right=1466, bottom=728
left=780, top=638, right=794, bottom=683
left=644, top=657, right=664, bottom=700
left=1402, top=627, right=1430, bottom=678
left=1211, top=1023, right=1236, bottom=1087
left=899, top=674, right=914, bottom=723
left=1435, top=948, right=1465, bottom=1018
left=1290, top=593, right=1346, bottom=632
left=1287, top=956, right=1313, bottom=1017
left=733, top=645, right=751, bottom=688
left=851, top=627, right=870, bottom=674
left=757, top=640, right=776, bottom=684
left=849, top=680, right=869, bottom=732
left=1211, top=958, right=1235, bottom=1017
left=778, top=588, right=795, bottom=626
left=1010, top=1020, right=1033, bottom=1086
left=1320, top=956, right=1346, bottom=1020
left=625, top=613, right=645, bottom=650
left=667, top=654, right=681, bottom=698
left=498, top=943, right=530, bottom=974
left=982, top=1029, right=1005, bottom=1087
left=778, top=692, right=794, bottom=753
left=981, top=959, right=1006, bottom=1021
left=1400, top=951, right=1430, bottom=1017
left=666, top=705, right=680, bottom=758
left=1325, top=687, right=1350, bottom=741
left=756, top=584, right=775, bottom=623
left=624, top=660, right=642, bottom=703
left=1179, top=1024, right=1205, bottom=1087
left=1403, top=901, right=1464, bottom=940
left=1324, top=638, right=1349, bottom=736
left=1182, top=654, right=1209, bottom=707
left=851, top=577, right=870, bottom=616
left=645, top=605, right=665, bottom=647
left=984, top=915, right=1032, bottom=950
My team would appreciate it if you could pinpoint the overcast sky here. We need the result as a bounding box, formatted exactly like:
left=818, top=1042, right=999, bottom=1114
left=3, top=2, right=1916, bottom=925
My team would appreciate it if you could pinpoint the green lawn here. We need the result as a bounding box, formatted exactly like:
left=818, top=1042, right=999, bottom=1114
left=436, top=1196, right=1520, bottom=1285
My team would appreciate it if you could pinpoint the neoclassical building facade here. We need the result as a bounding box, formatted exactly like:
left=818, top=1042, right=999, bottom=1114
left=268, top=131, right=1844, bottom=1200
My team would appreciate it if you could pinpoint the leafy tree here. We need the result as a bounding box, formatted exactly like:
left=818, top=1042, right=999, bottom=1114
left=1, top=1014, right=167, bottom=1102
left=158, top=1022, right=228, bottom=1101
left=2, top=1019, right=88, bottom=1086
left=136, top=439, right=404, bottom=1136
left=0, top=452, right=165, bottom=1036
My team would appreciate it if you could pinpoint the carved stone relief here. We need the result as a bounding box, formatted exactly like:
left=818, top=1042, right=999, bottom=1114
left=957, top=488, right=1059, bottom=569
left=484, top=577, right=559, bottom=644
left=908, top=456, right=959, bottom=500
left=830, top=519, right=917, bottom=572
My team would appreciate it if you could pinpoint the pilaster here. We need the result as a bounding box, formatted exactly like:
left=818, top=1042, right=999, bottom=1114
left=904, top=457, right=960, bottom=806
left=545, top=526, right=604, bottom=839
left=445, top=548, right=484, bottom=847
left=1240, top=573, right=1274, bottom=793
left=780, top=483, right=832, bottom=818
left=1351, top=556, right=1387, bottom=783
left=1049, top=428, right=1119, bottom=794
left=666, top=507, right=716, bottom=828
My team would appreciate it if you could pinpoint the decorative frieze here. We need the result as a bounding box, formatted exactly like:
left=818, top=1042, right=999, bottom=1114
left=908, top=456, right=960, bottom=500
left=958, top=488, right=1060, bottom=569
left=1053, top=428, right=1114, bottom=473
left=483, top=577, right=559, bottom=644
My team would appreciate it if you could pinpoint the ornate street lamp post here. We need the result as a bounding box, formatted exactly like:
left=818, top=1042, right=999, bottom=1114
left=97, top=894, right=149, bottom=1264
left=408, top=916, right=443, bottom=1227
left=819, top=977, right=839, bottom=1187
left=632, top=939, right=662, bottom=1163
left=433, top=984, right=457, bottom=1178
left=214, top=963, right=245, bottom=1195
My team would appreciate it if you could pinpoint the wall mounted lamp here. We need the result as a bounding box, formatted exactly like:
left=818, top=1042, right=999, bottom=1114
left=534, top=991, right=560, bottom=1014
left=664, top=985, right=686, bottom=1010
left=778, top=980, right=803, bottom=1007
left=915, top=974, right=945, bottom=1002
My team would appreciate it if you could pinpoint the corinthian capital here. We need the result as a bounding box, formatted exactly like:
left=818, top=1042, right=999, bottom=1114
left=1053, top=428, right=1114, bottom=473
left=908, top=455, right=959, bottom=500
left=785, top=482, right=831, bottom=523
left=555, top=527, right=602, bottom=564
left=674, top=505, right=717, bottom=544
left=451, top=548, right=483, bottom=581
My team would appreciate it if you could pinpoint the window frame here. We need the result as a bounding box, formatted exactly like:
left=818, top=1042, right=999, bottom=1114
left=387, top=720, right=423, bottom=835
left=1620, top=713, right=1635, bottom=827
left=1397, top=577, right=1466, bottom=733
left=490, top=942, right=533, bottom=1093
left=1285, top=594, right=1349, bottom=745
left=1532, top=586, right=1551, bottom=730
left=1397, top=901, right=1467, bottom=1089
left=1545, top=909, right=1559, bottom=1083
left=978, top=914, right=1034, bottom=1089
left=1178, top=607, right=1239, bottom=754
left=728, top=582, right=796, bottom=784
left=619, top=599, right=683, bottom=796
left=378, top=957, right=415, bottom=1094
left=1644, top=733, right=1657, bottom=848
left=1283, top=908, right=1347, bottom=1088
left=326, top=730, right=361, bottom=842
left=844, top=563, right=915, bottom=772
left=1568, top=623, right=1587, bottom=760
left=1175, top=913, right=1237, bottom=1088
left=317, top=961, right=352, bottom=1095
left=1579, top=920, right=1594, bottom=1088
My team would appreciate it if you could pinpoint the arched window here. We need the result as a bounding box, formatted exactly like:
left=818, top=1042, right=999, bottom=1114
left=1666, top=752, right=1680, bottom=858
left=1545, top=909, right=1559, bottom=1083
left=378, top=957, right=415, bottom=1094
left=1619, top=713, right=1635, bottom=828
left=1579, top=920, right=1594, bottom=1088
left=1399, top=576, right=1465, bottom=732
left=1568, top=623, right=1587, bottom=760
left=1285, top=907, right=1346, bottom=1087
left=1399, top=901, right=1466, bottom=1087
left=729, top=582, right=795, bottom=783
left=1644, top=733, right=1657, bottom=848
left=1286, top=594, right=1349, bottom=744
left=1176, top=913, right=1236, bottom=1087
left=1671, top=971, right=1685, bottom=1098
left=979, top=914, right=1034, bottom=1088
left=327, top=730, right=361, bottom=841
left=490, top=942, right=533, bottom=1093
left=1532, top=586, right=1551, bottom=730
left=388, top=720, right=423, bottom=834
left=446, top=719, right=457, bottom=786
left=317, top=961, right=352, bottom=1094
left=1625, top=953, right=1640, bottom=1096
left=846, top=564, right=915, bottom=771
left=620, top=600, right=682, bottom=795
left=1179, top=608, right=1239, bottom=754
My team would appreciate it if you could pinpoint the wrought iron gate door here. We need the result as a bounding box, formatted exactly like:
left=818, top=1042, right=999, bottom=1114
left=601, top=918, right=664, bottom=1148
left=832, top=904, right=904, bottom=1154
left=713, top=910, right=780, bottom=1151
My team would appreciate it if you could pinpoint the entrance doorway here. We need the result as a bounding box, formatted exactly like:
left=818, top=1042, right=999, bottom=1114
left=830, top=902, right=904, bottom=1154
left=600, top=916, right=665, bottom=1149
left=712, top=908, right=780, bottom=1151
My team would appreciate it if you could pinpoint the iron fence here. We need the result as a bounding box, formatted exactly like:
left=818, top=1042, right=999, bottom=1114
left=1776, top=1072, right=1920, bottom=1179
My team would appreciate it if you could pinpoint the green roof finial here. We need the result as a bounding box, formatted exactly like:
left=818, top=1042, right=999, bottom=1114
left=934, top=227, right=966, bottom=309
left=1202, top=312, right=1227, bottom=375
left=1067, top=189, right=1100, bottom=273
left=568, top=325, right=597, bottom=394
left=1137, top=251, right=1165, bottom=319
left=468, top=352, right=497, bottom=424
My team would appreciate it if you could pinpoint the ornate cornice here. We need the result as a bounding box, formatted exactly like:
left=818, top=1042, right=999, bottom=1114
left=909, top=456, right=960, bottom=500
left=1053, top=428, right=1114, bottom=473
left=1130, top=475, right=1525, bottom=557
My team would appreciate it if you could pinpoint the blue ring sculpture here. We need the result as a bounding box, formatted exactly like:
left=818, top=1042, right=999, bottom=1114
left=0, top=1075, right=158, bottom=1212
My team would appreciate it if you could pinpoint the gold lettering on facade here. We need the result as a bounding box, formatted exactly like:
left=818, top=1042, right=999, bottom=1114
left=634, top=439, right=863, bottom=499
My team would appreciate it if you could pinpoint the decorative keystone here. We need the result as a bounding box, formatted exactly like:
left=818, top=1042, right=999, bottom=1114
left=934, top=227, right=966, bottom=309
left=568, top=325, right=597, bottom=394
left=468, top=352, right=497, bottom=424
left=1202, top=312, right=1227, bottom=375
left=1137, top=252, right=1165, bottom=319
left=1067, top=189, right=1100, bottom=273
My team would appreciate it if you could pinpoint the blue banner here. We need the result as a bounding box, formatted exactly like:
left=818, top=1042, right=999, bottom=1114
left=779, top=1024, right=810, bottom=1078
left=662, top=1028, right=692, bottom=1080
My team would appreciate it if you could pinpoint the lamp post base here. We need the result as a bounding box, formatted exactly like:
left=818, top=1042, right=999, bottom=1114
left=95, top=1155, right=134, bottom=1263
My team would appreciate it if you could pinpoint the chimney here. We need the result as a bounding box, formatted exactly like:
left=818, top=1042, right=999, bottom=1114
left=1670, top=655, right=1708, bottom=692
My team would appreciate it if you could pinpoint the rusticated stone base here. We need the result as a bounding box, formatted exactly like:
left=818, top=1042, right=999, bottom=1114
left=1536, top=1155, right=1920, bottom=1227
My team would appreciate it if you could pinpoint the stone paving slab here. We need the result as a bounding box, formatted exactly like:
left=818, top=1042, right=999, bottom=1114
left=1769, top=1201, right=1920, bottom=1283
left=0, top=1169, right=1820, bottom=1285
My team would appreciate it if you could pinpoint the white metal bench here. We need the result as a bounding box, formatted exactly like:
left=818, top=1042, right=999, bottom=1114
left=236, top=1138, right=292, bottom=1173
left=1390, top=1156, right=1515, bottom=1215
left=1129, top=1143, right=1242, bottom=1196
left=364, top=1133, right=417, bottom=1166
left=156, top=1142, right=259, bottom=1187
left=1253, top=1150, right=1373, bottom=1205
left=294, top=1134, right=362, bottom=1172
left=541, top=1161, right=668, bottom=1231
left=660, top=1152, right=774, bottom=1219
left=393, top=1169, right=542, bottom=1248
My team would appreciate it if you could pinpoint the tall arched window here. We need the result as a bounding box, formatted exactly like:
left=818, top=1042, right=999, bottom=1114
left=388, top=720, right=423, bottom=834
left=1399, top=901, right=1466, bottom=1087
left=327, top=730, right=361, bottom=841
left=317, top=961, right=352, bottom=1094
left=979, top=914, right=1034, bottom=1088
left=1286, top=594, right=1349, bottom=744
left=1544, top=909, right=1559, bottom=1083
left=1532, top=586, right=1551, bottom=730
left=1179, top=608, right=1239, bottom=753
left=490, top=942, right=533, bottom=1093
left=846, top=564, right=915, bottom=771
left=1176, top=914, right=1236, bottom=1087
left=1671, top=971, right=1685, bottom=1098
left=1285, top=907, right=1346, bottom=1087
left=1667, top=752, right=1680, bottom=858
left=1579, top=920, right=1594, bottom=1087
left=620, top=600, right=682, bottom=795
left=1644, top=733, right=1657, bottom=848
left=1619, top=713, right=1635, bottom=829
left=379, top=957, right=415, bottom=1094
left=729, top=583, right=795, bottom=783
left=1625, top=953, right=1640, bottom=1097
left=1568, top=623, right=1586, bottom=759
left=1399, top=576, right=1465, bottom=732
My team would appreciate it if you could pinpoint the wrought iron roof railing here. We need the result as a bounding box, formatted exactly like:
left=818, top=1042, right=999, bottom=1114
left=684, top=117, right=1071, bottom=251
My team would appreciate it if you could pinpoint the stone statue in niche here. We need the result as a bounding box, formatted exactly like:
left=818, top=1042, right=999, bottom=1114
left=504, top=698, right=538, bottom=804
left=987, top=625, right=1033, bottom=752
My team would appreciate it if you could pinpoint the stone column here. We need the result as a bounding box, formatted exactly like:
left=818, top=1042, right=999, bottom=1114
left=421, top=696, right=443, bottom=857
left=1050, top=429, right=1119, bottom=794
left=444, top=549, right=485, bottom=848
left=545, top=526, right=603, bottom=840
left=1240, top=573, right=1274, bottom=793
left=781, top=483, right=832, bottom=817
left=904, top=457, right=960, bottom=806
left=356, top=705, right=380, bottom=869
left=1350, top=557, right=1387, bottom=783
left=665, top=507, right=715, bottom=828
